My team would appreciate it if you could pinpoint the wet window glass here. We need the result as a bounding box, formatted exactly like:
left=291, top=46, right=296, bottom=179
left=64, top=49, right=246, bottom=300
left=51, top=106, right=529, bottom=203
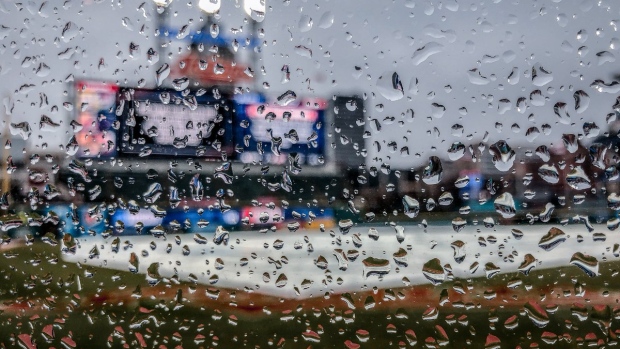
left=2, top=0, right=620, bottom=347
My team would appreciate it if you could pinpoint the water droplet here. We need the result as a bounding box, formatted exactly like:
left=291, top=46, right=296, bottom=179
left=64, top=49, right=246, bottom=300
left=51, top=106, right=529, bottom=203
left=452, top=217, right=466, bottom=232
left=489, top=140, right=516, bottom=172
left=450, top=240, right=466, bottom=263
left=570, top=252, right=599, bottom=277
left=422, top=258, right=446, bottom=285
left=376, top=72, right=404, bottom=101
left=394, top=225, right=405, bottom=243
left=573, top=90, right=590, bottom=113
left=524, top=301, right=550, bottom=327
left=538, top=164, right=559, bottom=184
left=155, top=63, right=170, bottom=86
left=531, top=64, right=553, bottom=86
left=538, top=227, right=566, bottom=251
left=448, top=142, right=466, bottom=160
left=518, top=254, right=537, bottom=275
left=362, top=257, right=390, bottom=279
left=412, top=42, right=443, bottom=65
left=276, top=90, right=297, bottom=106
left=596, top=51, right=616, bottom=65
left=566, top=166, right=591, bottom=190
left=402, top=195, right=420, bottom=218
left=554, top=102, right=571, bottom=125
left=318, top=11, right=334, bottom=29
left=294, top=45, right=312, bottom=58
left=494, top=193, right=516, bottom=218
left=484, top=262, right=501, bottom=278
left=298, top=14, right=313, bottom=32
left=423, top=156, right=443, bottom=184
left=213, top=226, right=229, bottom=245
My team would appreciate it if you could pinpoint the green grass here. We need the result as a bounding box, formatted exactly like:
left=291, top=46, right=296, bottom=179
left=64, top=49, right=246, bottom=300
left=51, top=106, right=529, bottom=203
left=0, top=243, right=618, bottom=348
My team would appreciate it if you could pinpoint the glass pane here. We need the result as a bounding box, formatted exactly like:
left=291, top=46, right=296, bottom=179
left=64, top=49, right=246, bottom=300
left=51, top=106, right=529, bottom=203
left=1, top=0, right=620, bottom=347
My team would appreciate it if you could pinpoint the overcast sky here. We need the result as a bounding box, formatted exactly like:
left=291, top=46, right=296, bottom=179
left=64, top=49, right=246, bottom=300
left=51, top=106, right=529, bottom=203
left=1, top=0, right=619, bottom=169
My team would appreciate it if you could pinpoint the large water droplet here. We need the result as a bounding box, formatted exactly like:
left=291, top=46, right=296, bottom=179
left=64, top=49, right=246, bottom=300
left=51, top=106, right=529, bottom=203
left=494, top=193, right=516, bottom=218
left=362, top=257, right=390, bottom=279
left=298, top=14, right=313, bottom=32
left=402, top=195, right=420, bottom=218
left=489, top=140, right=516, bottom=172
left=450, top=240, right=466, bottom=263
left=554, top=102, right=571, bottom=124
left=566, top=166, right=591, bottom=190
left=318, top=11, right=334, bottom=29
left=538, top=227, right=566, bottom=251
left=376, top=72, right=404, bottom=101
left=518, top=254, right=536, bottom=275
left=411, top=42, right=443, bottom=65
left=570, top=252, right=599, bottom=277
left=538, top=164, right=559, bottom=184
left=422, top=156, right=443, bottom=184
left=531, top=64, right=553, bottom=86
left=422, top=258, right=446, bottom=285
left=524, top=301, right=550, bottom=327
left=276, top=90, right=297, bottom=106
left=573, top=90, right=590, bottom=113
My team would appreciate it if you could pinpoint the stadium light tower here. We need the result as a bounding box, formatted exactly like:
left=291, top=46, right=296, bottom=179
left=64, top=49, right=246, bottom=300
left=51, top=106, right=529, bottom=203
left=152, top=0, right=172, bottom=6
left=244, top=0, right=265, bottom=81
left=152, top=0, right=174, bottom=62
left=243, top=0, right=266, bottom=20
left=198, top=0, right=221, bottom=14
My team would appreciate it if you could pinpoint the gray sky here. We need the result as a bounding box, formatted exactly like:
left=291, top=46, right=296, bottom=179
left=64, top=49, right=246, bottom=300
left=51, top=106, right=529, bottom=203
left=1, top=0, right=620, bottom=169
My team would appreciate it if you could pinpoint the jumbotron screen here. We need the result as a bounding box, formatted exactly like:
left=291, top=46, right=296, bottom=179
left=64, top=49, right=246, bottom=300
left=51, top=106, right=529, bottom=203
left=234, top=101, right=326, bottom=166
left=117, top=89, right=234, bottom=158
left=74, top=80, right=119, bottom=158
